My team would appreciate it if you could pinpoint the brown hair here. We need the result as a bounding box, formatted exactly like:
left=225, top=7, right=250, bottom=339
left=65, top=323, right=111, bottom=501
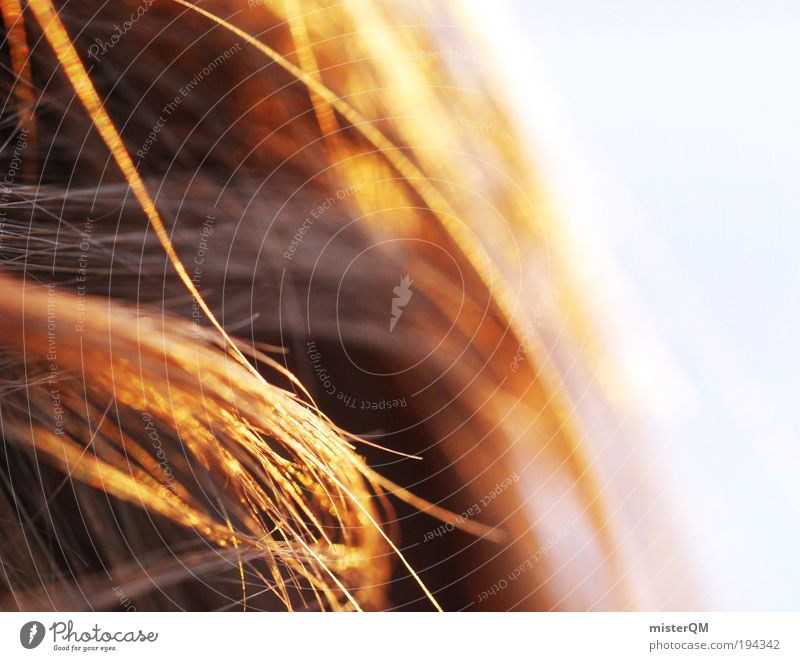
left=0, top=0, right=693, bottom=611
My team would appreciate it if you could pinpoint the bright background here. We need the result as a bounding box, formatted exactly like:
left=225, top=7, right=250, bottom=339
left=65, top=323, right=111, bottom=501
left=471, top=0, right=800, bottom=609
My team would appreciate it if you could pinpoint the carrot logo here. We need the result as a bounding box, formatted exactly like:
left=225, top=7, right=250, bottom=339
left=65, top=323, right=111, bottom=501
left=20, top=621, right=45, bottom=649
left=390, top=275, right=413, bottom=332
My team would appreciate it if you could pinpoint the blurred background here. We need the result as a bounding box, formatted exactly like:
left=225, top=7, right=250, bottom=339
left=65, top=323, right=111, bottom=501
left=471, top=0, right=800, bottom=609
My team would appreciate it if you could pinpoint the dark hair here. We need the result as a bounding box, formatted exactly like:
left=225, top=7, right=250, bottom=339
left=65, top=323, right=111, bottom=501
left=0, top=0, right=692, bottom=611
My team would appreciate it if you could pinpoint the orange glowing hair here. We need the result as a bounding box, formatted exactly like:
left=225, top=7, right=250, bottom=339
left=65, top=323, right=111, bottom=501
left=0, top=0, right=693, bottom=611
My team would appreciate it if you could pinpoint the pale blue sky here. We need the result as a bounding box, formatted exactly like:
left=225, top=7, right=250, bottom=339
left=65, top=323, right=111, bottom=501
left=500, top=0, right=800, bottom=609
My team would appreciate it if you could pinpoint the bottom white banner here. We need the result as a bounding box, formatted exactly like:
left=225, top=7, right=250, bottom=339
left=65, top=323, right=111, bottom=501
left=1, top=612, right=797, bottom=660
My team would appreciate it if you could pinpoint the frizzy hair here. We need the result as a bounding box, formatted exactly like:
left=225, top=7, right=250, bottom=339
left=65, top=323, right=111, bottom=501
left=0, top=0, right=694, bottom=611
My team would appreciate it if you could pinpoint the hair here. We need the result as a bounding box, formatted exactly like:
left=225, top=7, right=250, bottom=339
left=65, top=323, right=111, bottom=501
left=0, top=0, right=695, bottom=611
